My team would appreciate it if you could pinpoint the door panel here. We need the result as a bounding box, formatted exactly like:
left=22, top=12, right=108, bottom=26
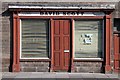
left=54, top=37, right=60, bottom=51
left=52, top=20, right=70, bottom=71
left=53, top=20, right=61, bottom=70
left=54, top=52, right=60, bottom=67
left=54, top=21, right=60, bottom=35
left=63, top=37, right=70, bottom=69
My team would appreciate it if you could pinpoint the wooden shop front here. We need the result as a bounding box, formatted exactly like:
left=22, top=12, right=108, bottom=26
left=8, top=4, right=116, bottom=73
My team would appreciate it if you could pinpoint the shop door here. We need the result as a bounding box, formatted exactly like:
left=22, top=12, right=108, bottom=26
left=52, top=20, right=71, bottom=71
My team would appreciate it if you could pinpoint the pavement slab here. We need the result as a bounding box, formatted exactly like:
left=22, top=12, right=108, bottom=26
left=1, top=72, right=120, bottom=80
left=55, top=73, right=69, bottom=78
left=69, top=73, right=83, bottom=78
left=93, top=73, right=109, bottom=78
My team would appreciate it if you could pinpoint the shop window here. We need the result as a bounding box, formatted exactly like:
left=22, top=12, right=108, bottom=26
left=114, top=18, right=120, bottom=32
left=74, top=20, right=103, bottom=58
left=20, top=19, right=49, bottom=59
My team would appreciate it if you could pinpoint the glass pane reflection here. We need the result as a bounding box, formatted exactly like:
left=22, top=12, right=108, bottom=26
left=21, top=19, right=49, bottom=58
left=75, top=20, right=103, bottom=58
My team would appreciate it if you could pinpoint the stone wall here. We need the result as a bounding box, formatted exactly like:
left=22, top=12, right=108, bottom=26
left=2, top=2, right=12, bottom=72
left=0, top=1, right=2, bottom=73
left=1, top=2, right=119, bottom=73
left=73, top=62, right=103, bottom=73
left=112, top=1, right=120, bottom=18
left=0, top=0, right=119, bottom=2
left=20, top=62, right=50, bottom=72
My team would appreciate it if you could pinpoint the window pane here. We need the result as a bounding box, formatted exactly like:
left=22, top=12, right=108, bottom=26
left=74, top=20, right=103, bottom=58
left=21, top=19, right=49, bottom=58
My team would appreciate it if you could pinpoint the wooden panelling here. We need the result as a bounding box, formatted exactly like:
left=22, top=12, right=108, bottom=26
left=12, top=12, right=20, bottom=72
left=54, top=21, right=60, bottom=35
left=105, top=14, right=112, bottom=72
left=54, top=37, right=60, bottom=51
left=52, top=20, right=71, bottom=71
left=63, top=21, right=69, bottom=35
left=54, top=52, right=60, bottom=67
left=114, top=34, right=120, bottom=73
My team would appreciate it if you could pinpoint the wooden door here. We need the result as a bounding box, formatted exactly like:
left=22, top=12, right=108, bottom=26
left=52, top=20, right=71, bottom=71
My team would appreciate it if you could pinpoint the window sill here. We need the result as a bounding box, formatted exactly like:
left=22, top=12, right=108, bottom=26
left=20, top=58, right=51, bottom=62
left=114, top=31, right=120, bottom=34
left=74, top=58, right=103, bottom=62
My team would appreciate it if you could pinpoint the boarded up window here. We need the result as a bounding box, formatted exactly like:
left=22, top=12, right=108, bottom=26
left=21, top=19, right=49, bottom=58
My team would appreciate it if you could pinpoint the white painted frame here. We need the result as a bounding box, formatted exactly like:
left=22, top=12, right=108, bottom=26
left=20, top=19, right=50, bottom=59
left=9, top=5, right=115, bottom=9
left=73, top=19, right=104, bottom=60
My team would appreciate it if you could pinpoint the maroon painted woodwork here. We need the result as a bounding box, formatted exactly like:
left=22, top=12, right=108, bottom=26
left=12, top=10, right=114, bottom=73
left=105, top=14, right=112, bottom=72
left=52, top=20, right=71, bottom=71
left=71, top=19, right=74, bottom=72
left=12, top=12, right=20, bottom=72
left=114, top=34, right=120, bottom=73
left=50, top=19, right=54, bottom=72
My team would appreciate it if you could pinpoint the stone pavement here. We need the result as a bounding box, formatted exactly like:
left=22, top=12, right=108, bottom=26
left=2, top=72, right=120, bottom=80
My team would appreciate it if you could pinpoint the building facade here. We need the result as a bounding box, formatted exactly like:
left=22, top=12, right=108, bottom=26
left=1, top=1, right=120, bottom=74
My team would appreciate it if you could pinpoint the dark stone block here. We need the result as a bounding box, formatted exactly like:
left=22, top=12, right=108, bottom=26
left=20, top=62, right=49, bottom=72
left=2, top=67, right=9, bottom=72
left=37, top=67, right=49, bottom=72
left=23, top=67, right=36, bottom=72
left=2, top=58, right=10, bottom=63
left=73, top=62, right=102, bottom=73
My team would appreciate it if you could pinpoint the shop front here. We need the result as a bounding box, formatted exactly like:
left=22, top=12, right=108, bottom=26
left=8, top=4, right=115, bottom=73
